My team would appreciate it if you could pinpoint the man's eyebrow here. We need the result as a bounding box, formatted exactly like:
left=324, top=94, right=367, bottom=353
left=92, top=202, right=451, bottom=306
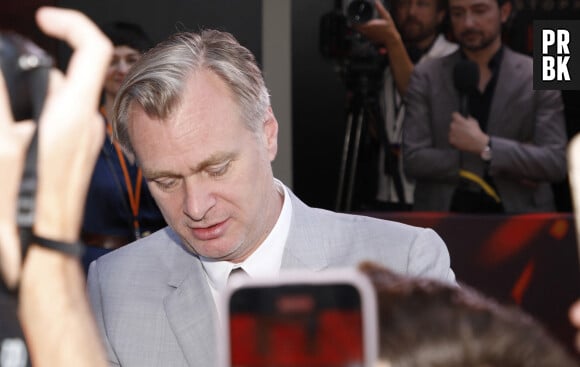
left=193, top=152, right=236, bottom=172
left=142, top=169, right=180, bottom=180
left=142, top=152, right=236, bottom=179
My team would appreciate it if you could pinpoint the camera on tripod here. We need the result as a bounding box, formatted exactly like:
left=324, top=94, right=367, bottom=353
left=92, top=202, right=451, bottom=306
left=319, top=0, right=388, bottom=93
left=319, top=1, right=393, bottom=212
left=344, top=0, right=379, bottom=24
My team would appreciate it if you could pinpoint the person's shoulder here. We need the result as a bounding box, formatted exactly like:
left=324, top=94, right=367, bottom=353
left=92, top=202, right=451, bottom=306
left=503, top=46, right=532, bottom=61
left=91, top=226, right=189, bottom=273
left=307, top=209, right=452, bottom=279
left=502, top=46, right=533, bottom=71
left=414, top=49, right=459, bottom=75
left=87, top=226, right=199, bottom=297
left=289, top=190, right=422, bottom=234
left=425, top=34, right=458, bottom=59
left=310, top=206, right=432, bottom=241
left=308, top=207, right=449, bottom=252
left=287, top=194, right=453, bottom=281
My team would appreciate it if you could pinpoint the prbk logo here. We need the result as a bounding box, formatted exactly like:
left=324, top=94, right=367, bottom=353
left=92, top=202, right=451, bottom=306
left=534, top=20, right=580, bottom=90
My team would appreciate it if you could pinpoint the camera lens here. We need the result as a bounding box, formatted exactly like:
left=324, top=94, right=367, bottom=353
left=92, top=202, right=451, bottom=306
left=346, top=0, right=374, bottom=24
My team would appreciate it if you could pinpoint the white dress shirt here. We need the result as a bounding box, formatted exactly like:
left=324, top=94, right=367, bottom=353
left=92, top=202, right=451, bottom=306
left=200, top=179, right=293, bottom=318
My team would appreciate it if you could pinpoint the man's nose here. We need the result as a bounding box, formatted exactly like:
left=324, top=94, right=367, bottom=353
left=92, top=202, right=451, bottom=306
left=183, top=178, right=216, bottom=221
left=463, top=11, right=476, bottom=27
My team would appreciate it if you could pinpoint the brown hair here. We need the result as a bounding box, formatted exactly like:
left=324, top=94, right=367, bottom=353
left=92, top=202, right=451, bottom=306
left=359, top=261, right=579, bottom=367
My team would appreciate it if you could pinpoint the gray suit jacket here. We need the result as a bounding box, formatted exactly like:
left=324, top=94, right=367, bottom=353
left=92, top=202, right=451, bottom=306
left=88, top=189, right=454, bottom=366
left=403, top=47, right=567, bottom=212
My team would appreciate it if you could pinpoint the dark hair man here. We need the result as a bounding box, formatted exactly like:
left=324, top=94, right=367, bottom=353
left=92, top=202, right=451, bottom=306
left=403, top=0, right=566, bottom=212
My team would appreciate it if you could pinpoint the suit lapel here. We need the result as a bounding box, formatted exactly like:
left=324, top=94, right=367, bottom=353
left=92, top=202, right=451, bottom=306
left=160, top=189, right=330, bottom=365
left=281, top=191, right=329, bottom=271
left=488, top=48, right=522, bottom=134
left=443, top=52, right=462, bottom=110
left=164, top=253, right=218, bottom=366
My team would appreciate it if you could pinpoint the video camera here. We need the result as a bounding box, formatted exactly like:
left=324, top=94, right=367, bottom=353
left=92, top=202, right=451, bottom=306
left=0, top=32, right=52, bottom=122
left=0, top=32, right=52, bottom=242
left=344, top=0, right=380, bottom=24
left=319, top=0, right=388, bottom=93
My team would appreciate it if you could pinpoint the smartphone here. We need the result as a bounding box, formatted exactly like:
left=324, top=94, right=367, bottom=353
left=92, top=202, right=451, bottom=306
left=219, top=268, right=378, bottom=367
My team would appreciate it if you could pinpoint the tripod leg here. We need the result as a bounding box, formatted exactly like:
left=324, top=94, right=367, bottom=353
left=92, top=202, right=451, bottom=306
left=335, top=110, right=355, bottom=211
left=345, top=109, right=365, bottom=212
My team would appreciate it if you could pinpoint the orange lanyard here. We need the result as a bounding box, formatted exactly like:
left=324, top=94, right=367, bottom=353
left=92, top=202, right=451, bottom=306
left=103, top=109, right=143, bottom=238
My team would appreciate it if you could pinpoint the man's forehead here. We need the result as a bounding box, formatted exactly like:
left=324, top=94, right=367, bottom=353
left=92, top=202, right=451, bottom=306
left=449, top=0, right=495, bottom=7
left=127, top=85, right=247, bottom=145
left=125, top=68, right=248, bottom=154
left=127, top=101, right=165, bottom=129
left=397, top=0, right=438, bottom=7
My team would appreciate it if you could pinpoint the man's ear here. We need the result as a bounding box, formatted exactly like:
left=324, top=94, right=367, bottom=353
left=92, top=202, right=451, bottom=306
left=437, top=9, right=446, bottom=25
left=262, top=107, right=278, bottom=161
left=500, top=1, right=512, bottom=23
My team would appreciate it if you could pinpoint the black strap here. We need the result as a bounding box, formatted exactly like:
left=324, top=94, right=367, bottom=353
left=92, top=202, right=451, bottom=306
left=15, top=38, right=52, bottom=258
left=2, top=229, right=84, bottom=296
left=374, top=100, right=406, bottom=205
left=28, top=233, right=85, bottom=258
left=0, top=33, right=53, bottom=296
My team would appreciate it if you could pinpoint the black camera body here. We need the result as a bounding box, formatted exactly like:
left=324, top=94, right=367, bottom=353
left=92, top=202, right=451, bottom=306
left=344, top=0, right=378, bottom=24
left=0, top=32, right=52, bottom=232
left=0, top=32, right=52, bottom=122
left=319, top=0, right=388, bottom=93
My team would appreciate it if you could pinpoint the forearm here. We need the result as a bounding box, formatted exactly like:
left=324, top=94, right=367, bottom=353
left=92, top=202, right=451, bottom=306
left=487, top=136, right=567, bottom=182
left=384, top=32, right=413, bottom=96
left=19, top=246, right=107, bottom=367
left=18, top=137, right=106, bottom=367
left=403, top=68, right=461, bottom=180
left=487, top=87, right=567, bottom=181
left=359, top=0, right=413, bottom=95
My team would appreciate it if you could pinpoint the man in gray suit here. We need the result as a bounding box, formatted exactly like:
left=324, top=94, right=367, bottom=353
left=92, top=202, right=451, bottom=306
left=403, top=0, right=567, bottom=212
left=87, top=30, right=455, bottom=366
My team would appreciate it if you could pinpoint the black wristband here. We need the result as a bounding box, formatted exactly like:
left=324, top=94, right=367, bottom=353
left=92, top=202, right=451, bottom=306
left=29, top=233, right=85, bottom=258
left=1, top=230, right=85, bottom=297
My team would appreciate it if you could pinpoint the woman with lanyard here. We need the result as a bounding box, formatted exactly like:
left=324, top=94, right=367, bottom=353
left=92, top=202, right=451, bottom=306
left=81, top=21, right=166, bottom=272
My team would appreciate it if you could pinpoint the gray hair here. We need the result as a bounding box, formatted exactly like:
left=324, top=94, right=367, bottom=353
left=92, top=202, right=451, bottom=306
left=112, top=29, right=270, bottom=158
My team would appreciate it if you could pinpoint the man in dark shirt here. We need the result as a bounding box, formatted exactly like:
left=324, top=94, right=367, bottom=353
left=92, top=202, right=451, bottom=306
left=402, top=0, right=567, bottom=213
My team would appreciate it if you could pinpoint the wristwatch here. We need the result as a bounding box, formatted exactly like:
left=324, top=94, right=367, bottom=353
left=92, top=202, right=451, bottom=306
left=480, top=145, right=492, bottom=162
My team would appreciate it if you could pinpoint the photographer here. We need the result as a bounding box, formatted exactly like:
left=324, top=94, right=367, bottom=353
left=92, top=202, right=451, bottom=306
left=355, top=0, right=457, bottom=210
left=0, top=7, right=111, bottom=367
